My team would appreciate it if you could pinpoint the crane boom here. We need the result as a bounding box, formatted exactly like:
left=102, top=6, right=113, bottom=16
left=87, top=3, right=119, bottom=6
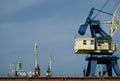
left=78, top=4, right=120, bottom=37
left=109, top=4, right=120, bottom=36
left=78, top=8, right=94, bottom=35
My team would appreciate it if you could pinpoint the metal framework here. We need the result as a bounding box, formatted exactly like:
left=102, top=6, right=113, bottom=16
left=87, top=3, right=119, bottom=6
left=33, top=42, right=42, bottom=77
left=75, top=4, right=120, bottom=77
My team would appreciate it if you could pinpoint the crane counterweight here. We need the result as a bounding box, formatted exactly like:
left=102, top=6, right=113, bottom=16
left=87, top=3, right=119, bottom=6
left=78, top=8, right=94, bottom=35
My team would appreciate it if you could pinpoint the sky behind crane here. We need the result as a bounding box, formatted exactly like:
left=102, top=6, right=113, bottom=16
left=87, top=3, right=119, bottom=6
left=0, top=0, right=120, bottom=76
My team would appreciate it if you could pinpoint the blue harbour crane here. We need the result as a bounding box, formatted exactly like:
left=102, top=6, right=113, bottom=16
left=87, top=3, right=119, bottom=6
left=74, top=4, right=120, bottom=76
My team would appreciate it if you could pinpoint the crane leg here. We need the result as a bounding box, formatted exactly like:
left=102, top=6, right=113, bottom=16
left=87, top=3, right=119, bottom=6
left=106, top=62, right=112, bottom=76
left=86, top=61, right=91, bottom=76
left=112, top=60, right=120, bottom=76
left=89, top=60, right=97, bottom=76
left=85, top=55, right=120, bottom=77
left=86, top=60, right=97, bottom=76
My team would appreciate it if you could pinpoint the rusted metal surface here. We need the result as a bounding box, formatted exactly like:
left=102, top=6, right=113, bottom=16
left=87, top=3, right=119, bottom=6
left=0, top=77, right=120, bottom=81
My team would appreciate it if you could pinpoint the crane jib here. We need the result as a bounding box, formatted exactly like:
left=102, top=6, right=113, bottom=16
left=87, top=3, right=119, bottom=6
left=78, top=8, right=94, bottom=35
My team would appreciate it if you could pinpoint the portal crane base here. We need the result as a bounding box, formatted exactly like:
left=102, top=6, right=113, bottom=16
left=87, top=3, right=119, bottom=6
left=85, top=55, right=120, bottom=77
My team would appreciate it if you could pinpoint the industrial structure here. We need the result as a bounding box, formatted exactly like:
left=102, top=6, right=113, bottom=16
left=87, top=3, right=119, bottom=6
left=9, top=61, right=27, bottom=77
left=1, top=1, right=120, bottom=81
left=74, top=4, right=120, bottom=77
left=46, top=55, right=52, bottom=77
left=32, top=42, right=42, bottom=77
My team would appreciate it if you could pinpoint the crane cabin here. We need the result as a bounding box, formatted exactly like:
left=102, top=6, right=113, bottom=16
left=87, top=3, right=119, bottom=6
left=74, top=37, right=117, bottom=54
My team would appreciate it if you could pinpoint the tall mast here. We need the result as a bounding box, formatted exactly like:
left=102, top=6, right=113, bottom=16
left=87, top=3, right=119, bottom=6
left=34, top=42, right=38, bottom=70
left=46, top=55, right=52, bottom=77
left=33, top=42, right=42, bottom=77
left=49, top=55, right=52, bottom=72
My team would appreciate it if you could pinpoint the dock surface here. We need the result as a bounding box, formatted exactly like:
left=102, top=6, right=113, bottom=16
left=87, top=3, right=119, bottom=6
left=0, top=77, right=120, bottom=81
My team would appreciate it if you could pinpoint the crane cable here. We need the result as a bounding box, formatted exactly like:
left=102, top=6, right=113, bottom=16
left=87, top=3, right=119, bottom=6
left=92, top=0, right=110, bottom=20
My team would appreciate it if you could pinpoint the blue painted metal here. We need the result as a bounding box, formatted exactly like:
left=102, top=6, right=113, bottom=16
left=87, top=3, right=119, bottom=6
left=112, top=60, right=120, bottom=76
left=89, top=60, right=97, bottom=76
left=85, top=55, right=120, bottom=76
left=90, top=20, right=110, bottom=38
left=106, top=60, right=112, bottom=76
left=77, top=8, right=120, bottom=77
left=47, top=64, right=51, bottom=73
left=78, top=8, right=94, bottom=35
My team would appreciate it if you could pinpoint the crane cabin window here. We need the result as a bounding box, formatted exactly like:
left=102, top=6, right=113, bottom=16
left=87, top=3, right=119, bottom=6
left=91, top=40, right=94, bottom=45
left=83, top=40, right=87, bottom=45
left=97, top=41, right=104, bottom=46
left=98, top=42, right=101, bottom=46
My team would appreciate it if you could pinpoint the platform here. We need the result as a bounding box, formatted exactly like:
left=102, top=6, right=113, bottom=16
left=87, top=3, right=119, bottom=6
left=0, top=77, right=120, bottom=81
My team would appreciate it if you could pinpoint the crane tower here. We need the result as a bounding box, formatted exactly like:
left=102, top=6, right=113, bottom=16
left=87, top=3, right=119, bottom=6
left=33, top=42, right=42, bottom=77
left=46, top=55, right=52, bottom=77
